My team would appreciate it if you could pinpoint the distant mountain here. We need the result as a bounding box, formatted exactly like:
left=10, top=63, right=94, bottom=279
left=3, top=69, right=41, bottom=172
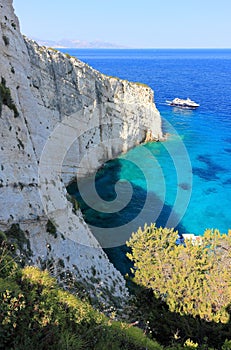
left=32, top=38, right=127, bottom=49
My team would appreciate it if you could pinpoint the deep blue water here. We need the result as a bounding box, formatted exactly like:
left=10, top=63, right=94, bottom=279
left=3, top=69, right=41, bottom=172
left=64, top=49, right=231, bottom=274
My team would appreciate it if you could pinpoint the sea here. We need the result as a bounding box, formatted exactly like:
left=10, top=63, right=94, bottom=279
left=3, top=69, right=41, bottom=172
left=63, top=49, right=231, bottom=274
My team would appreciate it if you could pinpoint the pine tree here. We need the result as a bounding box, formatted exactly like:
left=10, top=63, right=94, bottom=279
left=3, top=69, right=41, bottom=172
left=127, top=224, right=231, bottom=323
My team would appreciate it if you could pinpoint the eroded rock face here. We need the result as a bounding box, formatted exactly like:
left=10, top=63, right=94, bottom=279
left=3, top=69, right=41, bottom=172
left=0, top=0, right=162, bottom=305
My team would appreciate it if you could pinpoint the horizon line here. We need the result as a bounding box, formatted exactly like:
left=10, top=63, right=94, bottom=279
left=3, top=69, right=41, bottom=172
left=56, top=47, right=231, bottom=50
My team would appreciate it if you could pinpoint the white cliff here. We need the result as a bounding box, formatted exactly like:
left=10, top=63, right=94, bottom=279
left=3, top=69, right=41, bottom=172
left=0, top=0, right=162, bottom=305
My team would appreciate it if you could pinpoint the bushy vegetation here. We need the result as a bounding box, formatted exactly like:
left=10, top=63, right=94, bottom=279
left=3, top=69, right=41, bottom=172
left=2, top=34, right=9, bottom=46
left=0, top=77, right=19, bottom=118
left=66, top=193, right=79, bottom=214
left=46, top=219, right=57, bottom=238
left=65, top=53, right=73, bottom=59
left=48, top=47, right=58, bottom=52
left=135, top=82, right=149, bottom=88
left=1, top=223, right=231, bottom=349
left=0, top=235, right=162, bottom=350
left=127, top=224, right=231, bottom=348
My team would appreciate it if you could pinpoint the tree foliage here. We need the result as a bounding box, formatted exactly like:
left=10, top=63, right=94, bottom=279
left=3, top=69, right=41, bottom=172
left=0, top=239, right=162, bottom=350
left=127, top=224, right=231, bottom=323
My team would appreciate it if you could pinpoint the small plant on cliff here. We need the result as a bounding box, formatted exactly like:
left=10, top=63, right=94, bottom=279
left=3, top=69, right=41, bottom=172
left=66, top=193, right=79, bottom=214
left=135, top=82, right=149, bottom=88
left=11, top=22, right=17, bottom=30
left=2, top=35, right=9, bottom=46
left=5, top=224, right=32, bottom=263
left=46, top=219, right=57, bottom=238
left=106, top=75, right=120, bottom=80
left=0, top=77, right=19, bottom=118
left=65, top=53, right=72, bottom=59
left=0, top=231, right=7, bottom=244
left=48, top=47, right=58, bottom=52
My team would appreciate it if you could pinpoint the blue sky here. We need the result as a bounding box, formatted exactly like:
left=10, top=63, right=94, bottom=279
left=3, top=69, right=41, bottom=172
left=13, top=0, right=231, bottom=48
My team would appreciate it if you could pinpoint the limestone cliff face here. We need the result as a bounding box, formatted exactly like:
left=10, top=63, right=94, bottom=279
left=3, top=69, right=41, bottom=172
left=0, top=0, right=162, bottom=304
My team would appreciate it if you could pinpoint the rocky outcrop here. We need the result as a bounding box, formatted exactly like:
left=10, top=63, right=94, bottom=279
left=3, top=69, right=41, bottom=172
left=0, top=0, right=162, bottom=305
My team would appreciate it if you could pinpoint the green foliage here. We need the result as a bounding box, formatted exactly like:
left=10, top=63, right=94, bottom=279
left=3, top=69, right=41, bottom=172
left=0, top=225, right=230, bottom=350
left=106, top=75, right=120, bottom=80
left=1, top=223, right=231, bottom=349
left=57, top=330, right=87, bottom=349
left=2, top=35, right=9, bottom=46
left=46, top=219, right=57, bottom=238
left=5, top=223, right=32, bottom=264
left=0, top=246, right=162, bottom=350
left=94, top=321, right=162, bottom=350
left=135, top=82, right=149, bottom=88
left=66, top=193, right=79, bottom=214
left=127, top=224, right=231, bottom=323
left=0, top=239, right=20, bottom=279
left=0, top=77, right=19, bottom=118
left=222, top=340, right=231, bottom=350
left=126, top=224, right=231, bottom=348
left=11, top=22, right=17, bottom=30
left=48, top=47, right=58, bottom=52
left=0, top=230, right=7, bottom=244
left=130, top=279, right=231, bottom=349
left=65, top=53, right=72, bottom=59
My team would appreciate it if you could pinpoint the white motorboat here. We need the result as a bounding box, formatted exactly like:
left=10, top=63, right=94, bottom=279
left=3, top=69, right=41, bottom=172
left=166, top=97, right=200, bottom=109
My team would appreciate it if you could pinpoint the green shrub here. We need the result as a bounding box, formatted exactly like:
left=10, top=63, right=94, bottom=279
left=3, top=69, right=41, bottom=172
left=126, top=224, right=231, bottom=348
left=1, top=225, right=231, bottom=349
left=65, top=53, right=72, bottom=59
left=5, top=223, right=32, bottom=261
left=46, top=219, right=57, bottom=238
left=0, top=246, right=162, bottom=350
left=135, top=82, right=149, bottom=88
left=222, top=340, right=231, bottom=350
left=127, top=224, right=231, bottom=323
left=0, top=287, right=26, bottom=346
left=2, top=35, right=9, bottom=46
left=48, top=47, right=58, bottom=52
left=66, top=193, right=79, bottom=214
left=57, top=330, right=87, bottom=349
left=0, top=77, right=19, bottom=118
left=0, top=230, right=7, bottom=244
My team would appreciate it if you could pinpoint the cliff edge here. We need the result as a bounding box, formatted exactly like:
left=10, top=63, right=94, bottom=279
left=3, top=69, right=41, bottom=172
left=0, top=0, right=162, bottom=305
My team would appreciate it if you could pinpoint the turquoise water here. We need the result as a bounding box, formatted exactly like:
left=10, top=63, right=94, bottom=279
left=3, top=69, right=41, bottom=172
left=65, top=49, right=231, bottom=273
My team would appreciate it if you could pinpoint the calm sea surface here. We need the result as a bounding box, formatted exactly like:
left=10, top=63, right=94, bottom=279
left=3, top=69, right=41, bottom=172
left=63, top=49, right=231, bottom=274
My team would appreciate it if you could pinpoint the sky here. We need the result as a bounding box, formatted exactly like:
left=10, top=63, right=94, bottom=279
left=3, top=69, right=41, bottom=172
left=13, top=0, right=231, bottom=48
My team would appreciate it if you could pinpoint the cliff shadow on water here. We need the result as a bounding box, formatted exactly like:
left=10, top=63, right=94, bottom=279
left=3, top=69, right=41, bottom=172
left=67, top=157, right=187, bottom=276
